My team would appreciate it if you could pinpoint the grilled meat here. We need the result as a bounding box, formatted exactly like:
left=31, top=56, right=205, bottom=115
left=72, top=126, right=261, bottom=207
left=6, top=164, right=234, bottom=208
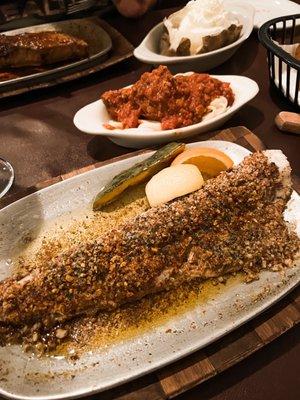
left=0, top=151, right=299, bottom=328
left=0, top=31, right=88, bottom=68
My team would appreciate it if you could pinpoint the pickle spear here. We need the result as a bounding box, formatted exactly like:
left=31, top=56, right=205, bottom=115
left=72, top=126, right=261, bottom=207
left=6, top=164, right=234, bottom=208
left=93, top=142, right=185, bottom=210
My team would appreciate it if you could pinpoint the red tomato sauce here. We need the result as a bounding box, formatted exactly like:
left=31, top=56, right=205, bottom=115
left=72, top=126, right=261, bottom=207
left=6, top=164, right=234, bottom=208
left=101, top=65, right=234, bottom=130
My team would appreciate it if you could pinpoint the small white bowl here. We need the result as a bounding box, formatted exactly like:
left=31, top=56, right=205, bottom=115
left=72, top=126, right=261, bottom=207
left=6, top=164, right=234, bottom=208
left=133, top=1, right=254, bottom=72
left=73, top=74, right=259, bottom=149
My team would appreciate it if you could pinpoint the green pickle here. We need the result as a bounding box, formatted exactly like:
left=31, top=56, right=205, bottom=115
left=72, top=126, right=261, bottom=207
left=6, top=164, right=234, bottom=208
left=93, top=142, right=185, bottom=210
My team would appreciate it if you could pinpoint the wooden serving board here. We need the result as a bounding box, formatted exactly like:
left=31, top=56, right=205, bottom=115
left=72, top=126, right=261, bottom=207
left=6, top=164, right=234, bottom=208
left=0, top=126, right=299, bottom=399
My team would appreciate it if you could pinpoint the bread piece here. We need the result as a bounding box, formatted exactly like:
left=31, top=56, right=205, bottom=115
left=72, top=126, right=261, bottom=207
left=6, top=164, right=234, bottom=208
left=275, top=111, right=300, bottom=134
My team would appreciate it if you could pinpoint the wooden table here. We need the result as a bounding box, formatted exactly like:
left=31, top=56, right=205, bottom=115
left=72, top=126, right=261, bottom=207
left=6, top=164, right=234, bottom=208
left=0, top=4, right=300, bottom=400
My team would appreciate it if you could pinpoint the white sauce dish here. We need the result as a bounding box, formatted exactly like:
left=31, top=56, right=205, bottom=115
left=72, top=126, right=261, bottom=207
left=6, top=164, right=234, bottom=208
left=73, top=73, right=259, bottom=148
left=133, top=1, right=254, bottom=72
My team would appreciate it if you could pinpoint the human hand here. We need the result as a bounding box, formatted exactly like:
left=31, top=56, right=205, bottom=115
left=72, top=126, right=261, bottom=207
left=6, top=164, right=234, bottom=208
left=113, top=0, right=157, bottom=18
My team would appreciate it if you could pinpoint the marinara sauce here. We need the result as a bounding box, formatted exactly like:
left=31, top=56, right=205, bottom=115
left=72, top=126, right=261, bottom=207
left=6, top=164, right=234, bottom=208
left=102, top=65, right=234, bottom=130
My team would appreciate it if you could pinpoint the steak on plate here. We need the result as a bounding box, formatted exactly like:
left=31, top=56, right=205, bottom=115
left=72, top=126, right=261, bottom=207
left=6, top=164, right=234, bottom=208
left=0, top=31, right=88, bottom=68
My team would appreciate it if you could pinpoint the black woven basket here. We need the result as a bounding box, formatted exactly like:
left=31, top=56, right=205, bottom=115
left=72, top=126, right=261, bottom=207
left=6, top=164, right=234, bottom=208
left=258, top=14, right=300, bottom=108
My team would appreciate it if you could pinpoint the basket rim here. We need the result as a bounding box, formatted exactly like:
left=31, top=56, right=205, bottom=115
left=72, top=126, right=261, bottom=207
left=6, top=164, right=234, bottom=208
left=258, top=13, right=300, bottom=70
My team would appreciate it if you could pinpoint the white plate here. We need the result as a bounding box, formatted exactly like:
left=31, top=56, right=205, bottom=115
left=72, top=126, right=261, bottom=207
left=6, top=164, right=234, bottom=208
left=133, top=1, right=254, bottom=72
left=244, top=0, right=300, bottom=28
left=74, top=74, right=259, bottom=148
left=0, top=140, right=299, bottom=400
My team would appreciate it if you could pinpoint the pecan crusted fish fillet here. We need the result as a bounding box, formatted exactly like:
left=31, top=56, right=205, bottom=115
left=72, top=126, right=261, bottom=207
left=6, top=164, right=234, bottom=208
left=0, top=151, right=299, bottom=328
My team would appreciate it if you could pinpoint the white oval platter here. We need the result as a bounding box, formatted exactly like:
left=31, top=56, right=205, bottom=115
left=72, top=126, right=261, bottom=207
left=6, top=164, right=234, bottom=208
left=0, top=140, right=299, bottom=400
left=74, top=75, right=259, bottom=148
left=133, top=1, right=254, bottom=71
left=244, top=0, right=300, bottom=28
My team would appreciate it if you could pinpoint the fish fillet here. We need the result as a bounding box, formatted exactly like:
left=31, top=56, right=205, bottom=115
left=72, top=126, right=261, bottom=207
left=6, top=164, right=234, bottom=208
left=0, top=151, right=299, bottom=328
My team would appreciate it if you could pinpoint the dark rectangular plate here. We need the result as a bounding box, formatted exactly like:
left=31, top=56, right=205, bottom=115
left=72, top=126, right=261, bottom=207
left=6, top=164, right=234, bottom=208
left=0, top=17, right=112, bottom=94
